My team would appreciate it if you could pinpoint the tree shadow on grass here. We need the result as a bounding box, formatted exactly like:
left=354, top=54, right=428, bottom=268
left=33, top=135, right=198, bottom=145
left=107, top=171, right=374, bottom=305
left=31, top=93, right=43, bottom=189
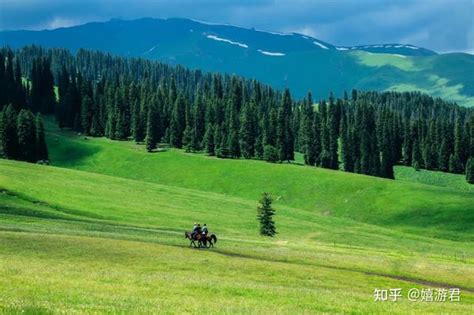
left=46, top=133, right=102, bottom=167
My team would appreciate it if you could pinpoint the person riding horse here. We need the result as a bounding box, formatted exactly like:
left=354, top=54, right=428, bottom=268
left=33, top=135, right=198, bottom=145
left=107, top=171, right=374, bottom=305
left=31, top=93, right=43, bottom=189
left=185, top=223, right=217, bottom=248
left=191, top=223, right=202, bottom=240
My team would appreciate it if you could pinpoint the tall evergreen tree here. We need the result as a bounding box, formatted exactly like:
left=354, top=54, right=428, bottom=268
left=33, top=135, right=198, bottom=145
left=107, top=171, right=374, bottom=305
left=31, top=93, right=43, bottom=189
left=145, top=104, right=158, bottom=152
left=193, top=92, right=206, bottom=146
left=239, top=101, right=257, bottom=159
left=341, top=110, right=354, bottom=172
left=81, top=95, right=93, bottom=135
left=412, top=138, right=422, bottom=171
left=35, top=113, right=48, bottom=161
left=466, top=157, right=474, bottom=184
left=17, top=109, right=37, bottom=162
left=380, top=114, right=395, bottom=179
left=204, top=123, right=215, bottom=156
left=301, top=92, right=316, bottom=165
left=0, top=104, right=19, bottom=159
left=276, top=89, right=294, bottom=162
left=449, top=153, right=463, bottom=174
left=327, top=95, right=339, bottom=170
left=170, top=94, right=186, bottom=148
left=257, top=192, right=276, bottom=237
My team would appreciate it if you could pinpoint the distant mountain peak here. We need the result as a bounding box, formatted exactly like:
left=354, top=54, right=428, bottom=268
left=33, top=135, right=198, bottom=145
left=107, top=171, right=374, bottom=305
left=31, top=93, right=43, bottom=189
left=1, top=17, right=471, bottom=106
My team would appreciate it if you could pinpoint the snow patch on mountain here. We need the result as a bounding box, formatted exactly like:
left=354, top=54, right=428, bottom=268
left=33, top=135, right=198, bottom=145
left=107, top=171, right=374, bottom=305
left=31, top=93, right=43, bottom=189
left=257, top=49, right=285, bottom=56
left=313, top=41, right=329, bottom=49
left=143, top=45, right=158, bottom=55
left=336, top=47, right=349, bottom=51
left=206, top=35, right=248, bottom=48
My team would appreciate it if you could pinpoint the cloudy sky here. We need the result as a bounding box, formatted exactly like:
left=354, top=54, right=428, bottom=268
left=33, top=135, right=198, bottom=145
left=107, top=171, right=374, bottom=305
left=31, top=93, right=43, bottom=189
left=1, top=0, right=473, bottom=53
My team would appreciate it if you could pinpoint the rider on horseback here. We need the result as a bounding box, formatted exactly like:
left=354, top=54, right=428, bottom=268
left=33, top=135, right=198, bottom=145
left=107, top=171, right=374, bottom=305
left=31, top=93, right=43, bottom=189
left=186, top=223, right=217, bottom=248
left=191, top=223, right=201, bottom=239
left=191, top=223, right=198, bottom=238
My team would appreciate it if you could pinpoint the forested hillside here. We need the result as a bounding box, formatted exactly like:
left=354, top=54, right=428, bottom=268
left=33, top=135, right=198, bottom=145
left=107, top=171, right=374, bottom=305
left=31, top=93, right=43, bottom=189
left=1, top=18, right=473, bottom=106
left=1, top=46, right=473, bottom=182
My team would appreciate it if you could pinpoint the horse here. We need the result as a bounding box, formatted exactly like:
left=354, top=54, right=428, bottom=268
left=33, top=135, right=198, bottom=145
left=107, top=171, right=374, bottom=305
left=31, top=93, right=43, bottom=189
left=184, top=231, right=217, bottom=248
left=184, top=231, right=198, bottom=248
left=201, top=234, right=218, bottom=248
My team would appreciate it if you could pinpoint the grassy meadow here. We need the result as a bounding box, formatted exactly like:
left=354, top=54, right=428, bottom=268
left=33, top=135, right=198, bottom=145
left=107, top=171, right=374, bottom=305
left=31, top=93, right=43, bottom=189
left=0, top=121, right=473, bottom=313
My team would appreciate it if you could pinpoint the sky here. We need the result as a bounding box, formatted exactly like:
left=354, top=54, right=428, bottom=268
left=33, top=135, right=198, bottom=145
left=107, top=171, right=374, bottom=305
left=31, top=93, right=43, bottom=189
left=0, top=0, right=473, bottom=54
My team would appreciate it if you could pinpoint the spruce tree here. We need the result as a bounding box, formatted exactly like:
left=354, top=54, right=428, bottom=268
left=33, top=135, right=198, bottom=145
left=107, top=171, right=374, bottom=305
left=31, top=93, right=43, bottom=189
left=17, top=109, right=37, bottom=162
left=466, top=157, right=474, bottom=184
left=254, top=122, right=264, bottom=160
left=380, top=122, right=395, bottom=179
left=412, top=138, right=422, bottom=171
left=341, top=112, right=354, bottom=172
left=35, top=113, right=48, bottom=161
left=239, top=101, right=257, bottom=159
left=276, top=89, right=294, bottom=162
left=145, top=105, right=158, bottom=152
left=56, top=65, right=70, bottom=127
left=264, top=109, right=277, bottom=147
left=204, top=123, right=215, bottom=156
left=438, top=139, right=450, bottom=172
left=423, top=120, right=437, bottom=170
left=81, top=95, right=93, bottom=135
left=313, top=111, right=322, bottom=166
left=449, top=153, right=463, bottom=174
left=170, top=94, right=186, bottom=148
left=227, top=99, right=241, bottom=158
left=327, top=95, right=339, bottom=169
left=182, top=126, right=194, bottom=153
left=402, top=123, right=413, bottom=166
left=257, top=192, right=276, bottom=237
left=182, top=102, right=197, bottom=152
left=301, top=92, right=316, bottom=165
left=193, top=92, right=206, bottom=145
left=454, top=120, right=468, bottom=169
left=0, top=104, right=19, bottom=159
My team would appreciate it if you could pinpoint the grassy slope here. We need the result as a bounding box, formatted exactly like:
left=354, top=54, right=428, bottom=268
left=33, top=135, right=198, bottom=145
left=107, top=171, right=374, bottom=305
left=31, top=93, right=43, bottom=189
left=46, top=123, right=474, bottom=240
left=351, top=51, right=474, bottom=107
left=395, top=166, right=473, bottom=192
left=0, top=123, right=473, bottom=313
left=0, top=160, right=473, bottom=314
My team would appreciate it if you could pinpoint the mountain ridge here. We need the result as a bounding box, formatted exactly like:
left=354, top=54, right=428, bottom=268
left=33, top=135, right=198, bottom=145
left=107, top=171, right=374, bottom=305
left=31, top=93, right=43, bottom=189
left=1, top=17, right=473, bottom=106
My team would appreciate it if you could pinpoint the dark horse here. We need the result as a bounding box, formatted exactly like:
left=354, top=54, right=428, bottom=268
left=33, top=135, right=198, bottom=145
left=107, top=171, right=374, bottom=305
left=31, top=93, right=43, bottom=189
left=184, top=231, right=217, bottom=248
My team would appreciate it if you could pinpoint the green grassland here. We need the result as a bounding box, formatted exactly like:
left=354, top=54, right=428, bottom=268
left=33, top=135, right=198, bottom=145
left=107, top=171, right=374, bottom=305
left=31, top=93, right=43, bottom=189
left=352, top=51, right=474, bottom=107
left=395, top=166, right=473, bottom=192
left=0, top=122, right=473, bottom=313
left=45, top=122, right=474, bottom=240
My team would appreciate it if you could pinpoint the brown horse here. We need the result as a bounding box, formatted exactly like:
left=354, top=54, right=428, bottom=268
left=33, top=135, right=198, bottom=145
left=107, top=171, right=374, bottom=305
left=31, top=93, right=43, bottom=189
left=184, top=231, right=217, bottom=248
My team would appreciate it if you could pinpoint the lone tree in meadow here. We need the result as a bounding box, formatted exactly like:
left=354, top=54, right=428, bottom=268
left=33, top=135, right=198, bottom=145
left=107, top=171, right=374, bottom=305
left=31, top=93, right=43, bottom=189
left=257, top=192, right=276, bottom=237
left=466, top=157, right=474, bottom=184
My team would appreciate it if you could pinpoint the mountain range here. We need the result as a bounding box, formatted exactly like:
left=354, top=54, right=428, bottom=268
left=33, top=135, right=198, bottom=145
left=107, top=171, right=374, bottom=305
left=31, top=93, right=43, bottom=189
left=1, top=17, right=473, bottom=106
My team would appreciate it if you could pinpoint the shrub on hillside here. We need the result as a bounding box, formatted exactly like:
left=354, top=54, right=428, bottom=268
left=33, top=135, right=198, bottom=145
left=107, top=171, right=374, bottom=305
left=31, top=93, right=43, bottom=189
left=263, top=145, right=278, bottom=163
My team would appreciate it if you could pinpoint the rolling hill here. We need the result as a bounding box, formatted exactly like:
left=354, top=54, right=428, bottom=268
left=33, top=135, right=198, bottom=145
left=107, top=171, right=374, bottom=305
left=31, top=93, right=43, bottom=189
left=0, top=122, right=473, bottom=313
left=44, top=121, right=474, bottom=240
left=1, top=17, right=473, bottom=106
